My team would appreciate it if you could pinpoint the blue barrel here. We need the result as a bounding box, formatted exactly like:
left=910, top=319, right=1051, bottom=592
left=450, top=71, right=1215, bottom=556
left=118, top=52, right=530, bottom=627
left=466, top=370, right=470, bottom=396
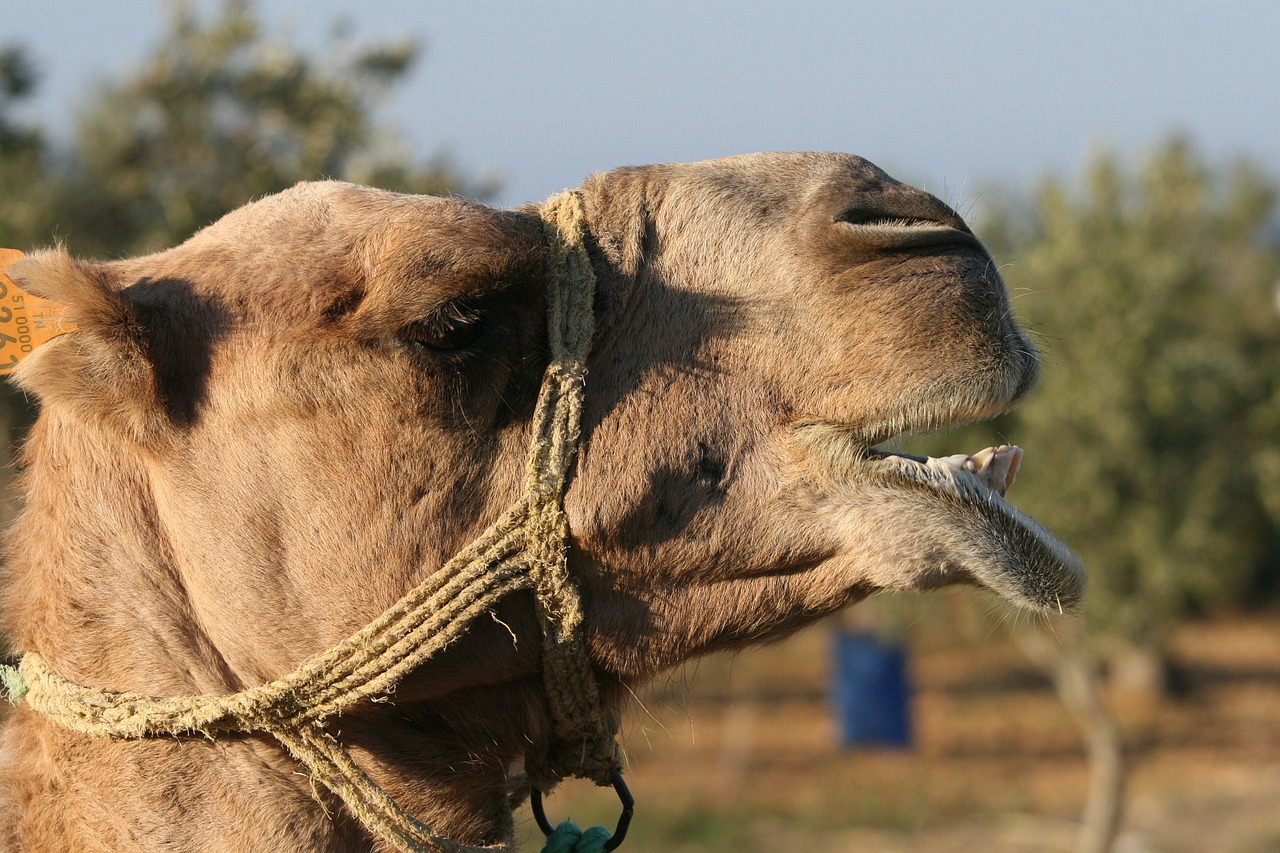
left=833, top=631, right=912, bottom=748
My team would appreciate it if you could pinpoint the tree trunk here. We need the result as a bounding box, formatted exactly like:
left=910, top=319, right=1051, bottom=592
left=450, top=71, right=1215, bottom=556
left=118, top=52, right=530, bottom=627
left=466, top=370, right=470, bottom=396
left=1017, top=623, right=1125, bottom=853
left=1107, top=640, right=1170, bottom=699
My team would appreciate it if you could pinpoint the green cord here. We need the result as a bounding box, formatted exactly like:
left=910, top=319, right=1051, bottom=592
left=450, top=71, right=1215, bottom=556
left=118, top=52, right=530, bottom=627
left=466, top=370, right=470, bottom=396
left=540, top=822, right=613, bottom=853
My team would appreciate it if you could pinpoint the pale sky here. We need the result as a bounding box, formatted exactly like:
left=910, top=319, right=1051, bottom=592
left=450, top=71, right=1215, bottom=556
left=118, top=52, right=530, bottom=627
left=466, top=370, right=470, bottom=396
left=4, top=1, right=1278, bottom=209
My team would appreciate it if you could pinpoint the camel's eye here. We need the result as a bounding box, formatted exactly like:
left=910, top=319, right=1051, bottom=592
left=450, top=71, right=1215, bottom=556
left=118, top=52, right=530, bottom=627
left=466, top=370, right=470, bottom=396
left=400, top=305, right=482, bottom=352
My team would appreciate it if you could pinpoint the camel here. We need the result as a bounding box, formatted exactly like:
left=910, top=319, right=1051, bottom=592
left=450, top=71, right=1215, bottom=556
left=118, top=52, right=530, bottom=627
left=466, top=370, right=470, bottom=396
left=0, top=152, right=1083, bottom=852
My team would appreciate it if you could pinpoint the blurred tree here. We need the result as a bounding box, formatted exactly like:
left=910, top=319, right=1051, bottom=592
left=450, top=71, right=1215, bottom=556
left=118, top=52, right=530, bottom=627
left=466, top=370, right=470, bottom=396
left=0, top=46, right=56, bottom=249
left=0, top=46, right=40, bottom=161
left=980, top=138, right=1280, bottom=687
left=0, top=47, right=37, bottom=146
left=0, top=46, right=55, bottom=522
left=50, top=0, right=489, bottom=257
left=905, top=139, right=1280, bottom=852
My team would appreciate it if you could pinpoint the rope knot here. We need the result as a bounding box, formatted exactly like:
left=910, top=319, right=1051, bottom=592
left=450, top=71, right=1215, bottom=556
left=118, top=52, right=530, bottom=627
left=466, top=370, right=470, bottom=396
left=546, top=360, right=586, bottom=383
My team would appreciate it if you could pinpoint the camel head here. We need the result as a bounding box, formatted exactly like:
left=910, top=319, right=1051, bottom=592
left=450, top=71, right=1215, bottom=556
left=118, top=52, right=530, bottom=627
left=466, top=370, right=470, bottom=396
left=563, top=153, right=1082, bottom=675
left=1, top=152, right=1082, bottom=850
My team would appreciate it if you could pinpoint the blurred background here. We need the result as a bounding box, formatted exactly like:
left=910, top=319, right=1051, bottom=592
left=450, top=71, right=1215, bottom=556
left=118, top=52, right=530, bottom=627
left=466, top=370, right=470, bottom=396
left=2, top=2, right=1278, bottom=851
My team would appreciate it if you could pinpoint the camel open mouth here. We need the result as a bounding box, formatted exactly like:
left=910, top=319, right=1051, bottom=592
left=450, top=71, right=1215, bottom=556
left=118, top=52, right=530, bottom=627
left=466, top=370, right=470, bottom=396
left=868, top=444, right=1024, bottom=499
left=861, top=442, right=1086, bottom=613
left=791, top=422, right=1086, bottom=614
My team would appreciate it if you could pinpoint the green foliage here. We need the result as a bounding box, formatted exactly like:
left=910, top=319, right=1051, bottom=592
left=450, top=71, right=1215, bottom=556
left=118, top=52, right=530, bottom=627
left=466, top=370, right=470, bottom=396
left=0, top=46, right=40, bottom=156
left=42, top=0, right=486, bottom=257
left=0, top=46, right=56, bottom=249
left=978, top=139, right=1280, bottom=646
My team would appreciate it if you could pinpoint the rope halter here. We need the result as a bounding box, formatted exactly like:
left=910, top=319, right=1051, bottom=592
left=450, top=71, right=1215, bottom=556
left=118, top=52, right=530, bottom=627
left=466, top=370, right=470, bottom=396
left=0, top=190, right=623, bottom=853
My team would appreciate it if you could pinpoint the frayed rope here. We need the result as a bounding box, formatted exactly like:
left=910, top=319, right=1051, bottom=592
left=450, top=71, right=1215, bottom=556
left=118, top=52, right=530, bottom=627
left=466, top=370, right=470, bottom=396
left=0, top=664, right=26, bottom=704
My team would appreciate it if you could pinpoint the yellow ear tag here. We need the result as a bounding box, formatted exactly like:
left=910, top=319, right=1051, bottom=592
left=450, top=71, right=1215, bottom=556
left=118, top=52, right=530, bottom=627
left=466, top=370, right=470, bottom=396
left=0, top=249, right=76, bottom=376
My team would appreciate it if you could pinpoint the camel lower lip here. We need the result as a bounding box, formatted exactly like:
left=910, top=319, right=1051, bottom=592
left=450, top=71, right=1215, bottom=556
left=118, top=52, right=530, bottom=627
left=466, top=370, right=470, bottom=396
left=788, top=424, right=1085, bottom=612
left=859, top=445, right=1086, bottom=612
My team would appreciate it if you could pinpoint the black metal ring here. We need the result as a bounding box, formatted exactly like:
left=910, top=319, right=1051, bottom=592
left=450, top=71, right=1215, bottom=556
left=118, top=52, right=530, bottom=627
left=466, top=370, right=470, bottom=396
left=530, top=770, right=635, bottom=851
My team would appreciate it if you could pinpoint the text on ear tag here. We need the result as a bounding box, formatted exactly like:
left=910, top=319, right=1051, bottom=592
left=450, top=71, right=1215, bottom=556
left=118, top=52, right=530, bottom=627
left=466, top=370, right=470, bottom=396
left=0, top=249, right=77, bottom=376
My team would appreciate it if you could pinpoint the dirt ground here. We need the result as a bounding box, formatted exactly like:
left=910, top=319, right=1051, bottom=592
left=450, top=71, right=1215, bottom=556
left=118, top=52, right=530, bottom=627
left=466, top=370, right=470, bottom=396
left=518, top=595, right=1280, bottom=852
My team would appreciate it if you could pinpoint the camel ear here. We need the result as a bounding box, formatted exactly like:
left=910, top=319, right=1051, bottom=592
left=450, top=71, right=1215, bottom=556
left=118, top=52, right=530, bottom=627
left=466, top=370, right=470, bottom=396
left=5, top=249, right=163, bottom=440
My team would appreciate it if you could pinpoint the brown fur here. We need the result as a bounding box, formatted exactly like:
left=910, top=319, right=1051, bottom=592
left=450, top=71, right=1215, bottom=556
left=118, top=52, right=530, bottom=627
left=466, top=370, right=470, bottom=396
left=0, top=153, right=1079, bottom=850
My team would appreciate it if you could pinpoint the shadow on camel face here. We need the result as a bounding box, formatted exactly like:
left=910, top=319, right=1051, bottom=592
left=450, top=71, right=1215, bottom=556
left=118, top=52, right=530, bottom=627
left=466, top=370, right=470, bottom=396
left=4, top=153, right=1082, bottom=693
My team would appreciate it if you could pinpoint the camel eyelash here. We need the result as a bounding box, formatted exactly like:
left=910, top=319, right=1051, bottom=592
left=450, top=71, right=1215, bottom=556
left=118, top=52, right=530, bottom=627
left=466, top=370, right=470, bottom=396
left=400, top=303, right=484, bottom=353
left=837, top=209, right=942, bottom=229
